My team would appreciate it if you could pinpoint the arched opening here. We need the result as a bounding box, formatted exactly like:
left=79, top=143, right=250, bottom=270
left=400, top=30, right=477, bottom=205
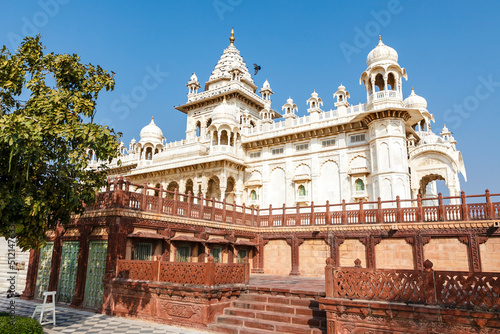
left=195, top=121, right=201, bottom=137
left=355, top=179, right=365, bottom=191
left=250, top=121, right=256, bottom=128
left=298, top=185, right=306, bottom=196
left=166, top=181, right=179, bottom=199
left=207, top=177, right=221, bottom=200
left=250, top=190, right=257, bottom=201
left=154, top=183, right=161, bottom=197
left=154, top=148, right=159, bottom=155
left=220, top=130, right=229, bottom=145
left=419, top=174, right=448, bottom=206
left=312, top=102, right=316, bottom=108
left=88, top=149, right=94, bottom=161
left=229, top=132, right=235, bottom=147
left=225, top=177, right=235, bottom=204
left=387, top=73, right=396, bottom=90
left=185, top=179, right=194, bottom=196
left=145, top=147, right=153, bottom=160
left=212, top=130, right=218, bottom=146
left=374, top=73, right=384, bottom=91
left=206, top=118, right=212, bottom=128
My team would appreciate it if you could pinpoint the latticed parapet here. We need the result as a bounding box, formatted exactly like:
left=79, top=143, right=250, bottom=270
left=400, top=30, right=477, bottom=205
left=85, top=178, right=500, bottom=228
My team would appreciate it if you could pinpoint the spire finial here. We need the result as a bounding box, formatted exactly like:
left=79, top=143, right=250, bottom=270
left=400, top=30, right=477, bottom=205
left=379, top=35, right=381, bottom=41
left=230, top=28, right=235, bottom=45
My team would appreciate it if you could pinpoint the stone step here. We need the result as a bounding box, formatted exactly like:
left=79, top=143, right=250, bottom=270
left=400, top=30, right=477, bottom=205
left=208, top=316, right=325, bottom=334
left=208, top=292, right=327, bottom=334
left=228, top=300, right=326, bottom=318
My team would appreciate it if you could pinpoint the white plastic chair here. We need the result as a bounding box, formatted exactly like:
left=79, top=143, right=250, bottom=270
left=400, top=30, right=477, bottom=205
left=31, top=291, right=56, bottom=325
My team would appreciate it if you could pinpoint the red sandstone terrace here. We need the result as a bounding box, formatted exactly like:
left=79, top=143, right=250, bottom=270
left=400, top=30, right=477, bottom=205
left=22, top=181, right=500, bottom=333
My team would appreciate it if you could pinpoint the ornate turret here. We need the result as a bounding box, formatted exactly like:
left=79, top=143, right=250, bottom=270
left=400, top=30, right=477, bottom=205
left=360, top=36, right=408, bottom=110
left=259, top=79, right=273, bottom=101
left=405, top=88, right=434, bottom=132
left=186, top=72, right=200, bottom=94
left=306, top=90, right=323, bottom=114
left=282, top=97, right=298, bottom=119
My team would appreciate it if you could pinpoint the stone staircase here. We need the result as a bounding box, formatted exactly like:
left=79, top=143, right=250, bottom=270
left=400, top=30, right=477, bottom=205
left=208, top=292, right=327, bottom=334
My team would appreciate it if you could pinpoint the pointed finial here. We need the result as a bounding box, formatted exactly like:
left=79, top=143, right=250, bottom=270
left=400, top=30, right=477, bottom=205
left=379, top=35, right=381, bottom=41
left=230, top=28, right=235, bottom=44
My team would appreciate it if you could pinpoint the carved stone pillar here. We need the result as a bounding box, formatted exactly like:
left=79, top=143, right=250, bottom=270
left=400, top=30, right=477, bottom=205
left=252, top=237, right=267, bottom=274
left=287, top=238, right=304, bottom=276
left=326, top=234, right=344, bottom=267
left=21, top=249, right=40, bottom=300
left=48, top=225, right=64, bottom=292
left=362, top=236, right=380, bottom=269
left=71, top=225, right=92, bottom=308
left=412, top=234, right=426, bottom=270
left=460, top=234, right=482, bottom=272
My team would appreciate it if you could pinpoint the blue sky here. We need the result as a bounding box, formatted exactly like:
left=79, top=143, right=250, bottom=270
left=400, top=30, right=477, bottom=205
left=1, top=0, right=500, bottom=196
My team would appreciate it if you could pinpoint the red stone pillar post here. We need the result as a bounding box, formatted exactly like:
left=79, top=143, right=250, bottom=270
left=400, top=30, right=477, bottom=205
left=325, top=257, right=334, bottom=298
left=21, top=249, right=40, bottom=300
left=47, top=225, right=64, bottom=292
left=70, top=225, right=92, bottom=308
left=251, top=237, right=267, bottom=274
left=287, top=238, right=304, bottom=276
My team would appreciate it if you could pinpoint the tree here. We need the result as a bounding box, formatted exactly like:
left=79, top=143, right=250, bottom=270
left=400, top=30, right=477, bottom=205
left=0, top=36, right=121, bottom=250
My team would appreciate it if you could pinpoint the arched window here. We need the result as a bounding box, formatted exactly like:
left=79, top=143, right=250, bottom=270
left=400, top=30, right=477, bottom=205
left=250, top=190, right=257, bottom=200
left=220, top=130, right=228, bottom=145
left=195, top=121, right=201, bottom=137
left=145, top=147, right=153, bottom=160
left=355, top=179, right=365, bottom=191
left=212, top=130, right=218, bottom=145
left=375, top=73, right=384, bottom=91
left=387, top=73, right=396, bottom=90
left=298, top=185, right=306, bottom=196
left=250, top=121, right=256, bottom=128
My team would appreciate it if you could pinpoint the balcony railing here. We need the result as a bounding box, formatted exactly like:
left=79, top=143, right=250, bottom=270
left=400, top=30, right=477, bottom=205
left=115, top=257, right=250, bottom=286
left=87, top=177, right=500, bottom=228
left=325, top=259, right=500, bottom=311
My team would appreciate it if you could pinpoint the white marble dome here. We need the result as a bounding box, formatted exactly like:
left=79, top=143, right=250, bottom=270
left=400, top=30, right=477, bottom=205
left=212, top=98, right=238, bottom=125
left=140, top=117, right=164, bottom=143
left=404, top=88, right=427, bottom=109
left=367, top=37, right=398, bottom=67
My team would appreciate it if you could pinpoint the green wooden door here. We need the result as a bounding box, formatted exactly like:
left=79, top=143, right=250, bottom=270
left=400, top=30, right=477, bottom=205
left=57, top=241, right=79, bottom=303
left=83, top=240, right=108, bottom=309
left=35, top=242, right=54, bottom=299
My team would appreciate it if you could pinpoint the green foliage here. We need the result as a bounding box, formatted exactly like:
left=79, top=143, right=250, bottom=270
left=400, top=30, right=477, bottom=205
left=0, top=312, right=44, bottom=334
left=0, top=36, right=121, bottom=250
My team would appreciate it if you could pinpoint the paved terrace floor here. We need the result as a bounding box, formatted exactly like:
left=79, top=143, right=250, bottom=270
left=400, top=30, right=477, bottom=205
left=0, top=293, right=208, bottom=334
left=1, top=275, right=325, bottom=333
left=248, top=275, right=326, bottom=295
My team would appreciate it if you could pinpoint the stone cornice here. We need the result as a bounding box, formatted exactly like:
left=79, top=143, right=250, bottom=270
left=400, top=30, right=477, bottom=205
left=242, top=121, right=367, bottom=149
left=74, top=208, right=498, bottom=235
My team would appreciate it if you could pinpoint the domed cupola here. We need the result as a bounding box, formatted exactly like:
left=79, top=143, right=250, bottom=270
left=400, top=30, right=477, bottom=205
left=212, top=97, right=238, bottom=126
left=404, top=88, right=427, bottom=109
left=139, top=117, right=164, bottom=144
left=366, top=36, right=399, bottom=67
left=360, top=36, right=408, bottom=111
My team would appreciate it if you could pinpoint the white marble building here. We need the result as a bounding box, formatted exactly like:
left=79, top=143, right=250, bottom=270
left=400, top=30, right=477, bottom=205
left=93, top=31, right=466, bottom=208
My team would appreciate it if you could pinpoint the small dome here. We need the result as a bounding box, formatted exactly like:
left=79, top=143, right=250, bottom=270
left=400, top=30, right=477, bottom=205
left=188, top=72, right=199, bottom=84
left=130, top=138, right=136, bottom=144
left=140, top=117, right=164, bottom=143
left=310, top=90, right=318, bottom=98
left=212, top=98, right=238, bottom=125
left=366, top=36, right=398, bottom=67
left=262, top=79, right=271, bottom=90
left=404, top=88, right=427, bottom=109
